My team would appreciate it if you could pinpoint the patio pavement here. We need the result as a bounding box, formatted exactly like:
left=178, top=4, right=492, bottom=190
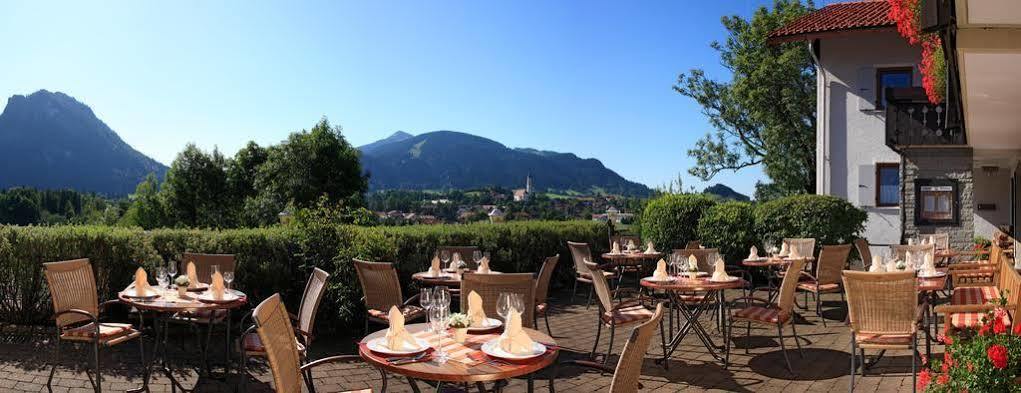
left=0, top=288, right=928, bottom=392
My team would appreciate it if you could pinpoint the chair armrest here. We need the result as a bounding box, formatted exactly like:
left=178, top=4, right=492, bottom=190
left=934, top=303, right=1002, bottom=314
left=728, top=296, right=772, bottom=308
left=300, top=355, right=364, bottom=372
left=403, top=294, right=421, bottom=307
left=798, top=271, right=818, bottom=282
left=54, top=309, right=98, bottom=324
left=610, top=299, right=644, bottom=312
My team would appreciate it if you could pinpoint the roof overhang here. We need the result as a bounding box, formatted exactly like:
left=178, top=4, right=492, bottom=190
left=767, top=25, right=896, bottom=44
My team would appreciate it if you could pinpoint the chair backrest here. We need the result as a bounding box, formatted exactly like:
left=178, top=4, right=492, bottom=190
left=671, top=248, right=721, bottom=272
left=181, top=252, right=236, bottom=285
left=534, top=255, right=559, bottom=306
left=842, top=270, right=918, bottom=336
left=587, top=264, right=617, bottom=314
left=890, top=244, right=935, bottom=264
left=919, top=233, right=950, bottom=250
left=685, top=240, right=702, bottom=249
left=609, top=303, right=665, bottom=393
left=610, top=235, right=641, bottom=250
left=295, top=267, right=330, bottom=346
left=854, top=238, right=873, bottom=270
left=437, top=246, right=479, bottom=267
left=352, top=259, right=404, bottom=313
left=253, top=294, right=304, bottom=393
left=460, top=273, right=536, bottom=328
left=784, top=238, right=816, bottom=258
left=817, top=244, right=853, bottom=285
left=43, top=258, right=99, bottom=328
left=567, top=241, right=593, bottom=275
left=776, top=258, right=808, bottom=317
left=1000, top=257, right=1021, bottom=309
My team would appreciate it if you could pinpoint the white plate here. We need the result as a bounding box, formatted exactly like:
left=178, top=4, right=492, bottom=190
left=643, top=276, right=676, bottom=283
left=195, top=290, right=241, bottom=304
left=467, top=318, right=503, bottom=332
left=481, top=339, right=546, bottom=360
left=744, top=257, right=766, bottom=262
left=918, top=271, right=947, bottom=279
left=186, top=282, right=210, bottom=292
left=122, top=287, right=160, bottom=299
left=708, top=276, right=740, bottom=283
left=365, top=337, right=431, bottom=356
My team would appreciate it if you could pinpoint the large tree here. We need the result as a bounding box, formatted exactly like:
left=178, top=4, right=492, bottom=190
left=676, top=0, right=816, bottom=195
left=160, top=144, right=233, bottom=228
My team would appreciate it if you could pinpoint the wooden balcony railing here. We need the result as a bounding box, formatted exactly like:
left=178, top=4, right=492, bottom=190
left=885, top=87, right=966, bottom=148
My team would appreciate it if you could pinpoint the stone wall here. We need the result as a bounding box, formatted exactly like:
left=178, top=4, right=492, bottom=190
left=902, top=147, right=974, bottom=250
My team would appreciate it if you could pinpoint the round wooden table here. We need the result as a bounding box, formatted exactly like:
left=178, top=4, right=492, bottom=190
left=412, top=271, right=503, bottom=288
left=359, top=323, right=558, bottom=391
left=119, top=286, right=247, bottom=393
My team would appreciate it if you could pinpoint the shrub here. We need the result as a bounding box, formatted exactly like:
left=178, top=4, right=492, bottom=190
left=754, top=194, right=866, bottom=249
left=697, top=202, right=756, bottom=264
left=641, top=194, right=716, bottom=251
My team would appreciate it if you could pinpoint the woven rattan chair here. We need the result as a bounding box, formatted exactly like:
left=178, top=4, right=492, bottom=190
left=437, top=245, right=480, bottom=269
left=685, top=240, right=702, bottom=249
left=43, top=258, right=145, bottom=393
left=568, top=241, right=617, bottom=308
left=352, top=259, right=424, bottom=334
left=173, top=252, right=237, bottom=373
left=890, top=244, right=935, bottom=265
left=533, top=255, right=559, bottom=335
left=854, top=238, right=873, bottom=270
left=240, top=268, right=330, bottom=392
left=588, top=263, right=663, bottom=365
left=784, top=238, right=816, bottom=258
left=250, top=294, right=386, bottom=393
left=843, top=270, right=920, bottom=392
left=918, top=233, right=949, bottom=250
left=460, top=272, right=536, bottom=327
left=726, top=258, right=807, bottom=373
left=554, top=303, right=665, bottom=392
left=796, top=244, right=852, bottom=326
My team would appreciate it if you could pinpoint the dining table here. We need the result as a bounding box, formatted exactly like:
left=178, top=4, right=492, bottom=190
left=118, top=285, right=247, bottom=393
left=359, top=323, right=558, bottom=393
left=602, top=251, right=665, bottom=290
left=412, top=270, right=503, bottom=288
left=741, top=256, right=814, bottom=301
left=641, top=275, right=747, bottom=368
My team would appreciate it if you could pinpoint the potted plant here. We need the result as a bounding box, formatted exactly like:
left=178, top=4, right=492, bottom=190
left=174, top=275, right=190, bottom=297
left=448, top=313, right=472, bottom=343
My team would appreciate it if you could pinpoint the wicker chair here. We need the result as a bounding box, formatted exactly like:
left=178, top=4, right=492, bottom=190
left=685, top=240, right=702, bottom=249
left=568, top=241, right=617, bottom=307
left=796, top=244, right=852, bottom=326
left=843, top=270, right=920, bottom=392
left=173, top=252, right=237, bottom=373
left=726, top=258, right=807, bottom=373
left=890, top=244, right=935, bottom=264
left=785, top=238, right=816, bottom=258
left=352, top=259, right=424, bottom=335
left=854, top=238, right=873, bottom=270
left=250, top=294, right=386, bottom=393
left=533, top=255, right=559, bottom=335
left=588, top=263, right=662, bottom=365
left=43, top=258, right=145, bottom=393
left=460, top=272, right=536, bottom=328
left=918, top=233, right=950, bottom=250
left=554, top=303, right=665, bottom=393
left=240, top=268, right=330, bottom=392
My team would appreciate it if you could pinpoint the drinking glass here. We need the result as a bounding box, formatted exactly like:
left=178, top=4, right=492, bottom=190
left=223, top=271, right=234, bottom=290
left=429, top=306, right=449, bottom=363
left=473, top=250, right=483, bottom=266
left=497, top=293, right=510, bottom=320
left=510, top=294, right=524, bottom=315
left=156, top=266, right=168, bottom=289
left=440, top=250, right=451, bottom=267
left=436, top=286, right=451, bottom=308
left=167, top=262, right=178, bottom=287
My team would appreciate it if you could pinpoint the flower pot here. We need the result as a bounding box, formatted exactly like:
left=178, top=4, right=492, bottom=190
left=177, top=286, right=188, bottom=298
left=453, top=328, right=468, bottom=343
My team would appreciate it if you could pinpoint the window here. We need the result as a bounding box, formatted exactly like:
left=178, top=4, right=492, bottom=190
left=876, top=163, right=900, bottom=206
left=915, top=179, right=959, bottom=225
left=876, top=67, right=913, bottom=108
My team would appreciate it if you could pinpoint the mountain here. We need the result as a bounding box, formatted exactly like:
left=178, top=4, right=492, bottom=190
left=703, top=183, right=750, bottom=201
left=358, top=131, right=651, bottom=196
left=0, top=90, right=167, bottom=196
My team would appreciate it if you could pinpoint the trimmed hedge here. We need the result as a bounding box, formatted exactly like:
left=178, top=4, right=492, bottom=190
left=753, top=194, right=867, bottom=250
left=0, top=221, right=606, bottom=331
left=641, top=194, right=717, bottom=251
left=696, top=202, right=756, bottom=264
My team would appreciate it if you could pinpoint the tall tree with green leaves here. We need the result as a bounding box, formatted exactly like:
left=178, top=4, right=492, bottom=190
left=160, top=144, right=233, bottom=228
left=121, top=173, right=166, bottom=229
left=675, top=0, right=816, bottom=196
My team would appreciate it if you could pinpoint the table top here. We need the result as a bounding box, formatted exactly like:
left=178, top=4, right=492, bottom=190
left=917, top=269, right=949, bottom=292
left=412, top=271, right=502, bottom=287
left=601, top=252, right=664, bottom=260
left=118, top=286, right=248, bottom=312
left=359, top=323, right=557, bottom=383
left=640, top=276, right=747, bottom=291
left=741, top=256, right=814, bottom=267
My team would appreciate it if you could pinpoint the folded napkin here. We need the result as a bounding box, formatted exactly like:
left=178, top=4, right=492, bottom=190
left=211, top=271, right=225, bottom=300
left=467, top=290, right=488, bottom=326
left=748, top=246, right=759, bottom=260
left=905, top=251, right=914, bottom=268
left=789, top=245, right=801, bottom=259
left=134, top=267, right=151, bottom=294
left=498, top=309, right=536, bottom=355
left=908, top=238, right=915, bottom=245
left=711, top=258, right=731, bottom=281
left=779, top=241, right=789, bottom=257
left=385, top=306, right=420, bottom=351
left=625, top=239, right=636, bottom=252
left=477, top=257, right=491, bottom=274
left=449, top=253, right=461, bottom=271
left=644, top=241, right=657, bottom=254
left=687, top=254, right=699, bottom=272
left=429, top=255, right=441, bottom=277
left=921, top=253, right=937, bottom=275
left=652, top=258, right=669, bottom=280
left=869, top=256, right=886, bottom=272
left=611, top=241, right=621, bottom=254
left=186, top=261, right=199, bottom=288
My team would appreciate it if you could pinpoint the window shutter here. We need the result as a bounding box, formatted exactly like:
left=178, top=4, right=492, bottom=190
left=857, top=67, right=876, bottom=111
left=858, top=164, right=875, bottom=206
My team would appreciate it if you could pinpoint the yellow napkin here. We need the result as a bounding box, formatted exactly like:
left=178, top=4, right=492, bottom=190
left=186, top=261, right=198, bottom=288
left=652, top=258, right=669, bottom=280
left=211, top=271, right=225, bottom=300
left=625, top=239, right=636, bottom=252
left=748, top=246, right=759, bottom=260
left=611, top=241, right=620, bottom=254
left=921, top=253, right=937, bottom=275
left=467, top=290, right=488, bottom=326
left=477, top=257, right=491, bottom=274
left=134, top=267, right=151, bottom=295
left=448, top=253, right=461, bottom=271
left=711, top=258, right=731, bottom=281
left=498, top=309, right=535, bottom=355
left=644, top=241, right=657, bottom=254
left=687, top=254, right=699, bottom=272
left=429, top=255, right=441, bottom=277
left=869, top=256, right=886, bottom=272
left=385, top=306, right=419, bottom=351
left=779, top=241, right=789, bottom=257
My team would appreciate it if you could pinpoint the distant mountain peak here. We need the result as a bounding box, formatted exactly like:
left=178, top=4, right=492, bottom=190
left=703, top=183, right=750, bottom=201
left=359, top=130, right=416, bottom=155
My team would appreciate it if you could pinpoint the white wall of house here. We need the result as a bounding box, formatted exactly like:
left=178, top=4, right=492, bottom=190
left=816, top=31, right=921, bottom=245
left=972, top=150, right=1020, bottom=239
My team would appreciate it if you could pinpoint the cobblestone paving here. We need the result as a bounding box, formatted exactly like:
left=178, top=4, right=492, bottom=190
left=0, top=289, right=928, bottom=392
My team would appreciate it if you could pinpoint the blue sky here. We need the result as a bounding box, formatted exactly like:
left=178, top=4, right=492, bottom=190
left=0, top=1, right=823, bottom=197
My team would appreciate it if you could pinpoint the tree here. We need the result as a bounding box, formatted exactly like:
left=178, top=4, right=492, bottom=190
left=675, top=0, right=816, bottom=195
left=228, top=141, right=270, bottom=226
left=160, top=144, right=232, bottom=228
left=256, top=118, right=368, bottom=210
left=0, top=189, right=41, bottom=225
left=121, top=173, right=166, bottom=229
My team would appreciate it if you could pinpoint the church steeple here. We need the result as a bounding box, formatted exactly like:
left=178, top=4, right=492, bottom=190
left=526, top=173, right=533, bottom=193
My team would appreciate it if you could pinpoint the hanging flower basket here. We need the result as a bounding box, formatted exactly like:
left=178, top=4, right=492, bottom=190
left=888, top=0, right=947, bottom=104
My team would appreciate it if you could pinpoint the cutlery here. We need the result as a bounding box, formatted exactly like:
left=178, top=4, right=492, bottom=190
left=388, top=352, right=428, bottom=365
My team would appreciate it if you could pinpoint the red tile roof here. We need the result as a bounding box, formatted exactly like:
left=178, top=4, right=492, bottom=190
left=768, top=1, right=895, bottom=43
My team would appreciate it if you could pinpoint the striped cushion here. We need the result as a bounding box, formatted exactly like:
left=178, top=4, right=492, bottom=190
left=732, top=306, right=788, bottom=324
left=242, top=332, right=306, bottom=354
left=796, top=282, right=841, bottom=293
left=61, top=322, right=134, bottom=340
left=957, top=272, right=995, bottom=285
left=601, top=305, right=653, bottom=326
left=951, top=287, right=1000, bottom=306
left=368, top=305, right=425, bottom=321
left=855, top=333, right=914, bottom=346
left=949, top=312, right=1012, bottom=330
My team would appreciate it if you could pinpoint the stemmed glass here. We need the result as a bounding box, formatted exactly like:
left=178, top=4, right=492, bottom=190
left=440, top=250, right=451, bottom=269
left=167, top=261, right=178, bottom=289
left=497, top=293, right=511, bottom=321
left=473, top=250, right=483, bottom=268
left=429, top=306, right=449, bottom=364
left=223, top=270, right=235, bottom=291
left=156, top=266, right=168, bottom=289
left=669, top=254, right=680, bottom=276
left=421, top=288, right=435, bottom=326
left=435, top=286, right=451, bottom=310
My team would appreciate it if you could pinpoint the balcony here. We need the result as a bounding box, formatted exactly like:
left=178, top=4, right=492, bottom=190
left=885, top=87, right=966, bottom=149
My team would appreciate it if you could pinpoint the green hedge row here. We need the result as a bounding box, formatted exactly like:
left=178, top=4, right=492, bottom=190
left=0, top=221, right=607, bottom=331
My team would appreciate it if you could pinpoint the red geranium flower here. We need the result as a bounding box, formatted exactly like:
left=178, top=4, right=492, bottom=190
left=987, top=344, right=1009, bottom=369
left=938, top=334, right=953, bottom=345
left=1014, top=319, right=1021, bottom=335
left=936, top=374, right=950, bottom=385
left=917, top=368, right=932, bottom=390
left=993, top=313, right=1008, bottom=335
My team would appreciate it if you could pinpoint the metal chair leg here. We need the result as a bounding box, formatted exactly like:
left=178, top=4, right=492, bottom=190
left=777, top=324, right=793, bottom=374
left=818, top=292, right=827, bottom=327
left=586, top=286, right=594, bottom=309
left=912, top=339, right=917, bottom=393
left=604, top=324, right=616, bottom=366
left=93, top=339, right=102, bottom=393
left=544, top=313, right=553, bottom=336
left=572, top=280, right=578, bottom=300
left=47, top=334, right=60, bottom=390
left=589, top=321, right=602, bottom=359
left=745, top=322, right=751, bottom=354
left=849, top=339, right=856, bottom=393
left=791, top=320, right=804, bottom=358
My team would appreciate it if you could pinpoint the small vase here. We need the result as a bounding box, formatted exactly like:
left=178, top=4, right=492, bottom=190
left=177, top=286, right=188, bottom=298
left=453, top=328, right=467, bottom=343
left=687, top=272, right=698, bottom=280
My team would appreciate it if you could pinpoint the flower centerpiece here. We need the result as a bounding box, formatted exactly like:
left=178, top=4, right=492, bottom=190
left=919, top=293, right=1021, bottom=391
left=174, top=275, right=190, bottom=297
left=448, top=312, right=472, bottom=343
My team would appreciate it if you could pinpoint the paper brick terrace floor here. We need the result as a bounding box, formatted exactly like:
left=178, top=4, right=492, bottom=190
left=0, top=288, right=929, bottom=392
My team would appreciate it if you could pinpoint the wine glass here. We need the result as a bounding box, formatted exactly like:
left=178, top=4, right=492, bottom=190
left=473, top=250, right=483, bottom=267
left=156, top=266, right=168, bottom=289
left=440, top=250, right=451, bottom=268
left=436, top=286, right=451, bottom=309
left=223, top=270, right=234, bottom=290
left=429, top=306, right=449, bottom=363
left=167, top=261, right=178, bottom=288
left=497, top=293, right=511, bottom=320
left=510, top=294, right=524, bottom=316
